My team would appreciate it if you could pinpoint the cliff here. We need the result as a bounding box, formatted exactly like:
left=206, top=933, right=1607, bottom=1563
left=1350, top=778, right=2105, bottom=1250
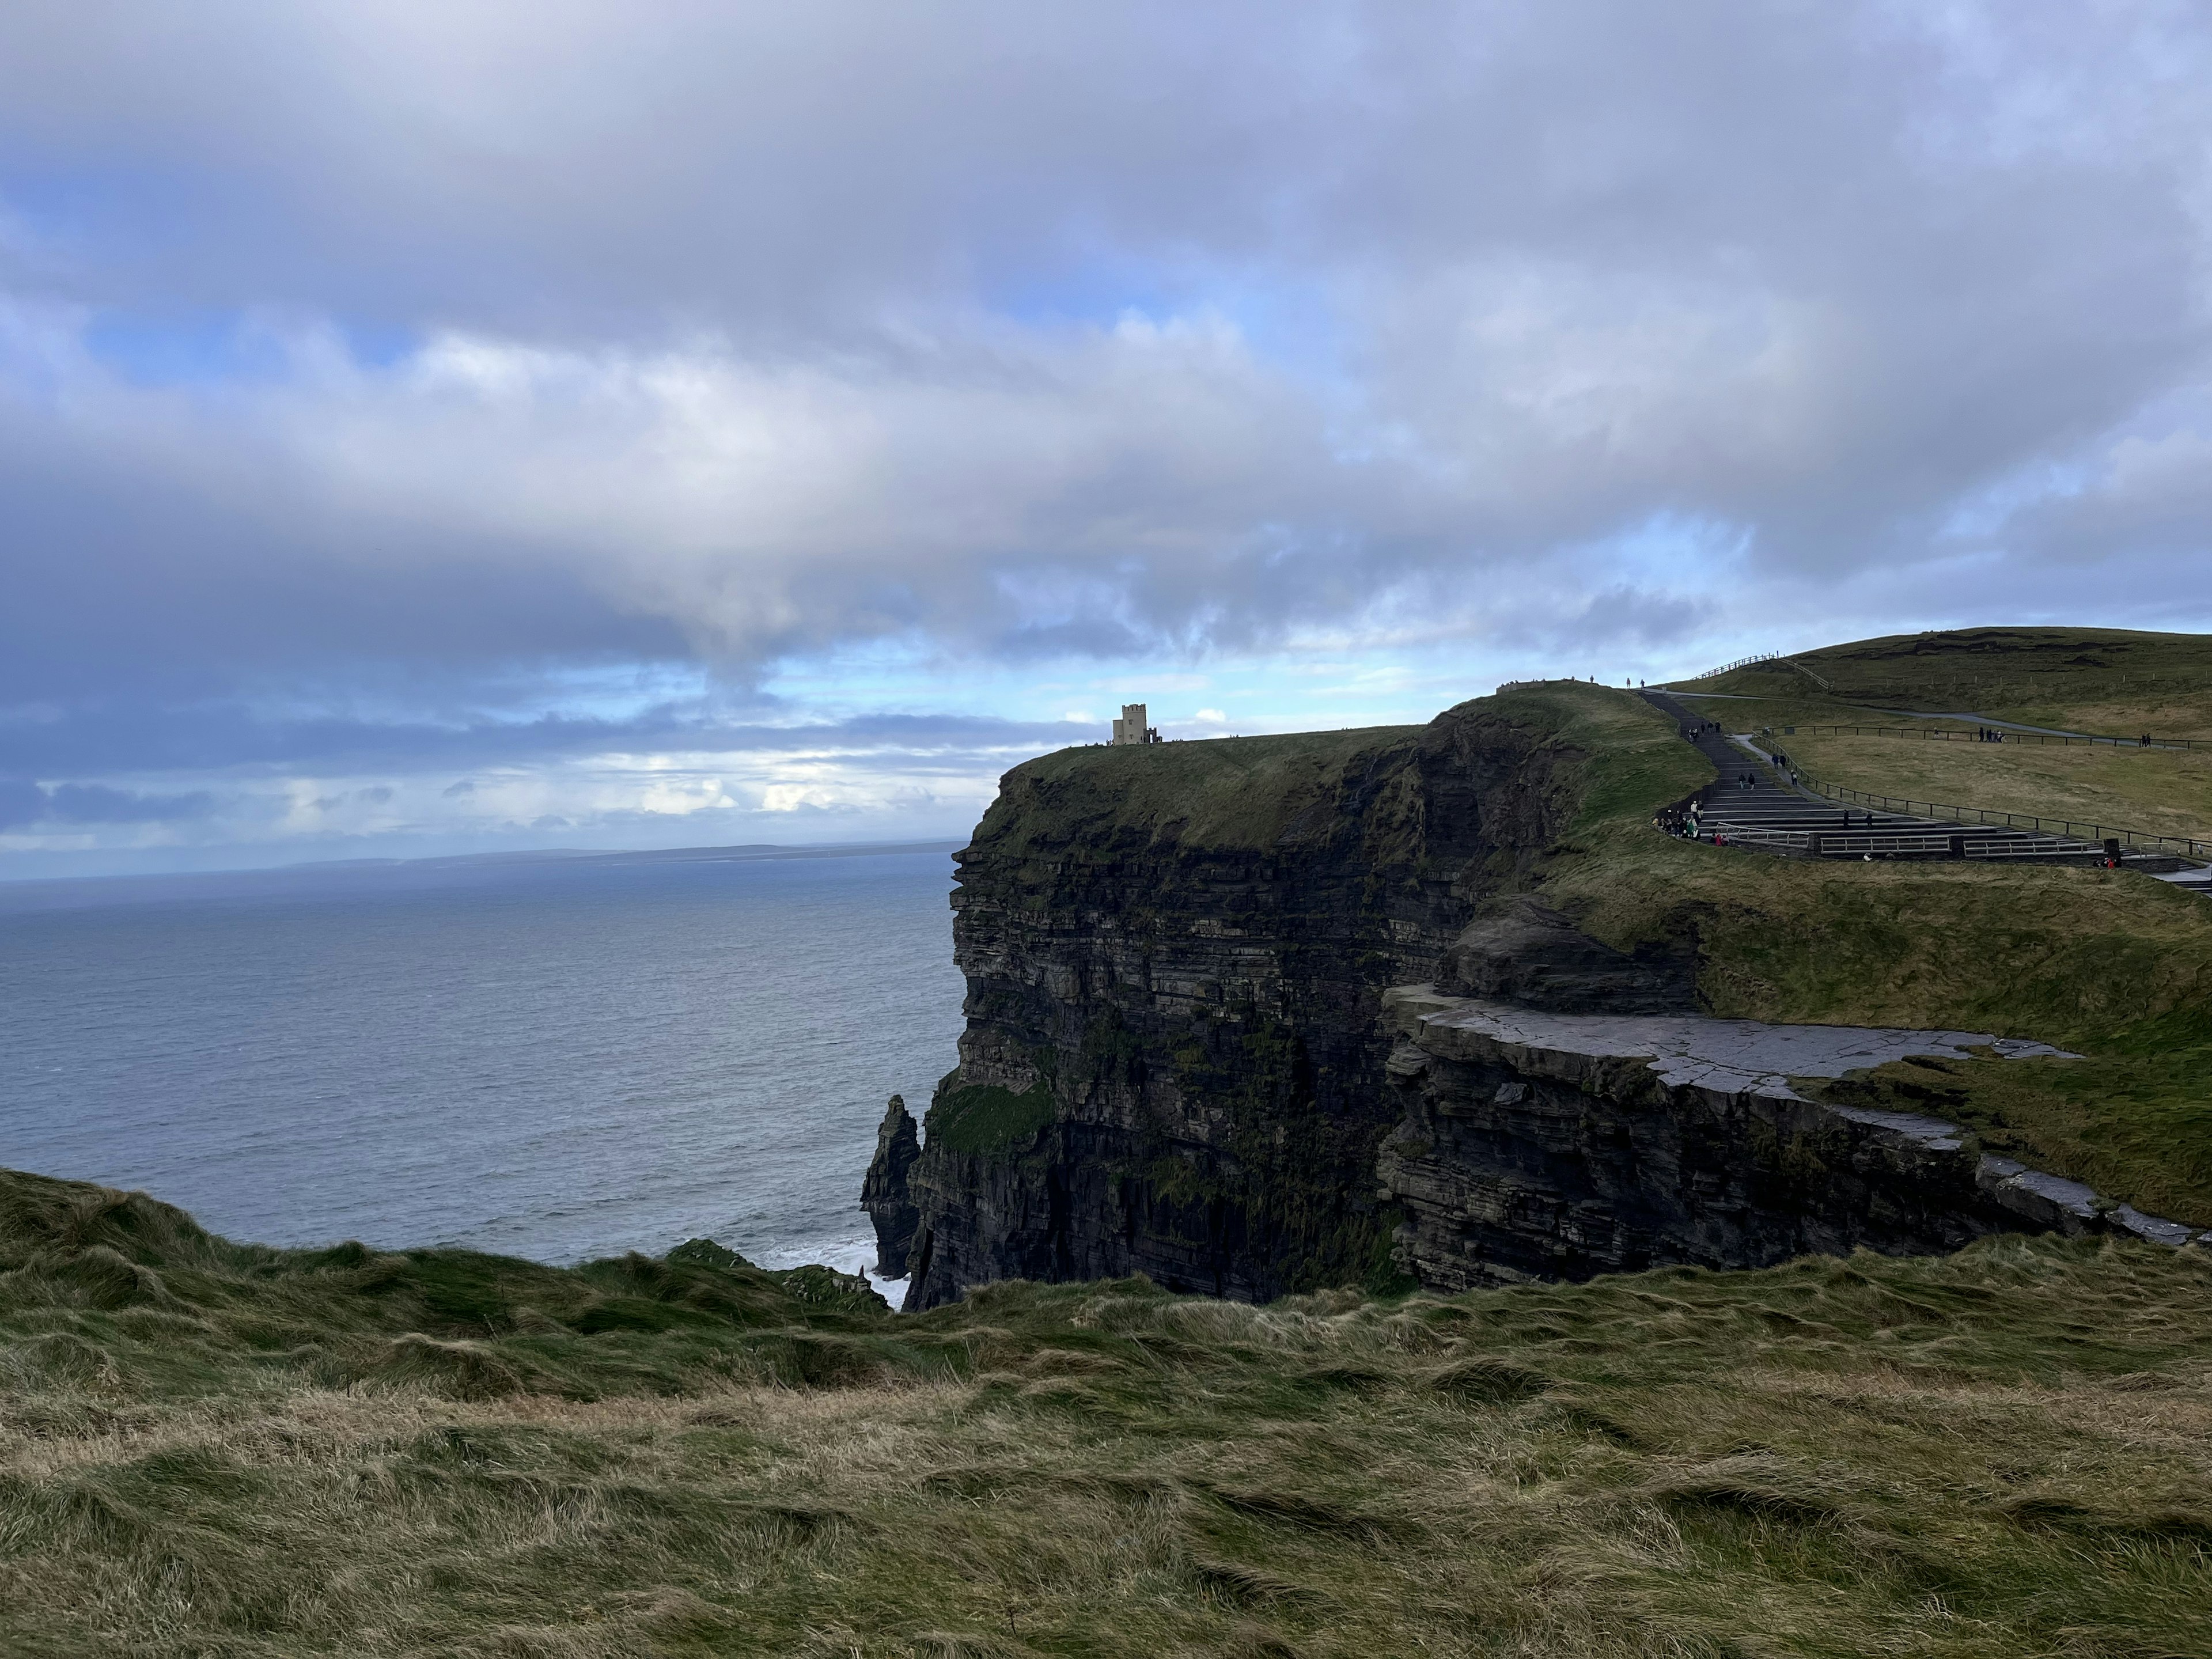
left=1375, top=986, right=2200, bottom=1289
left=870, top=688, right=1704, bottom=1309
left=867, top=675, right=2212, bottom=1310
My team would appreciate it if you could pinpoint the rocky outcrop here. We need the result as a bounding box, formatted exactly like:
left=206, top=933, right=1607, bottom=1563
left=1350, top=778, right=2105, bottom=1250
left=1374, top=986, right=2207, bottom=1287
left=861, top=1095, right=921, bottom=1278
left=1437, top=895, right=1697, bottom=1012
left=891, top=698, right=1626, bottom=1310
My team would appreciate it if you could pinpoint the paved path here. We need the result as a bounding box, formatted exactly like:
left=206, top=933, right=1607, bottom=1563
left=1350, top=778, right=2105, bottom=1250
left=1643, top=691, right=2115, bottom=862
left=1420, top=996, right=2073, bottom=1106
left=1670, top=692, right=2196, bottom=750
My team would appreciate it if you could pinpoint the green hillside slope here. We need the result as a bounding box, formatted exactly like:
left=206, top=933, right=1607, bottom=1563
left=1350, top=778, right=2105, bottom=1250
left=1676, top=625, right=2212, bottom=740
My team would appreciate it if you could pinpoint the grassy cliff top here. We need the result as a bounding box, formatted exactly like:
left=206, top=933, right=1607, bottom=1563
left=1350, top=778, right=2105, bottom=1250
left=964, top=679, right=1683, bottom=861
left=967, top=723, right=1428, bottom=855
left=960, top=671, right=2212, bottom=1219
left=5, top=1164, right=2210, bottom=1657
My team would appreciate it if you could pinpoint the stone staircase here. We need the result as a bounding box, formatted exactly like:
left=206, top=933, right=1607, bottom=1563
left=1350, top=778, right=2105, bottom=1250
left=1644, top=692, right=2126, bottom=864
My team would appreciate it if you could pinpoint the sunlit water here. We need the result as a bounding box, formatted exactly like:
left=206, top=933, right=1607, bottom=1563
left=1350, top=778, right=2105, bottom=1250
left=0, top=849, right=964, bottom=1286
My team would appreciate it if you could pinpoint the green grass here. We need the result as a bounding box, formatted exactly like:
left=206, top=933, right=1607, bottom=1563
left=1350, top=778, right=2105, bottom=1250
left=927, top=1081, right=1058, bottom=1154
left=5, top=1165, right=2211, bottom=1657
left=971, top=725, right=1426, bottom=857
left=1675, top=625, right=2212, bottom=741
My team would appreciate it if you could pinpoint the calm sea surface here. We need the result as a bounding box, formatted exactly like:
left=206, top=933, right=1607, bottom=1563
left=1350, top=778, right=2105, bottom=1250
left=0, top=849, right=964, bottom=1283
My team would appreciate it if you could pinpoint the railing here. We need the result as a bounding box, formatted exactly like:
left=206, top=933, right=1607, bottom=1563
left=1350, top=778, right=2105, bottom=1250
left=1676, top=652, right=1834, bottom=691
left=1790, top=775, right=2209, bottom=860
left=1688, top=650, right=1782, bottom=680
left=1775, top=722, right=2209, bottom=753
left=1691, top=821, right=2107, bottom=860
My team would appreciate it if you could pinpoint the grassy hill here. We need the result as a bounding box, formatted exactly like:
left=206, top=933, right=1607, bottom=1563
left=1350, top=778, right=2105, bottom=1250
left=3, top=1166, right=2209, bottom=1657
left=1673, top=625, right=2212, bottom=740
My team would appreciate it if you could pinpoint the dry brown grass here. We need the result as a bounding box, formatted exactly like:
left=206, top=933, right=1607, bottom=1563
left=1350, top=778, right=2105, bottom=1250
left=12, top=654, right=2212, bottom=1654
left=4, top=1176, right=2210, bottom=1657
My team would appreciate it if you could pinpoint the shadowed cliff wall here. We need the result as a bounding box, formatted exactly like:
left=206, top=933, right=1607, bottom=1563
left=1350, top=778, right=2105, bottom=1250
left=869, top=671, right=2212, bottom=1310
left=881, top=692, right=1660, bottom=1309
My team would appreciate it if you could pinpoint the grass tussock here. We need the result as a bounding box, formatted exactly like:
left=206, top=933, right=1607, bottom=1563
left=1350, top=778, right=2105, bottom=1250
left=3, top=1165, right=2211, bottom=1655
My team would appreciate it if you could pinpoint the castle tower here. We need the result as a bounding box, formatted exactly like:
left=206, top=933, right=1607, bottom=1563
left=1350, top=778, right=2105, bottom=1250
left=1110, top=703, right=1149, bottom=745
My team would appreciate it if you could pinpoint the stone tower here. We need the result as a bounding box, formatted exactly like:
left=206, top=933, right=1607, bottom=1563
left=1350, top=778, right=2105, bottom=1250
left=1110, top=703, right=1154, bottom=745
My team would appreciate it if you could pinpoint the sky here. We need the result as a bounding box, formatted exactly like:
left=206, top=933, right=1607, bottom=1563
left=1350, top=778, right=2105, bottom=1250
left=4, top=1, right=2211, bottom=878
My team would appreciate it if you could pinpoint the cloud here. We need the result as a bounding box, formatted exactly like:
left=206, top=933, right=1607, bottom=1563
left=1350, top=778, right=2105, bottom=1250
left=1, top=2, right=2210, bottom=871
left=0, top=702, right=1097, bottom=780
left=0, top=781, right=215, bottom=829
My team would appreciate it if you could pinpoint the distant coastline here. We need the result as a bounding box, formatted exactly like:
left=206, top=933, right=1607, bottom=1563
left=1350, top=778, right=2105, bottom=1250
left=0, top=838, right=967, bottom=902
left=287, top=839, right=967, bottom=873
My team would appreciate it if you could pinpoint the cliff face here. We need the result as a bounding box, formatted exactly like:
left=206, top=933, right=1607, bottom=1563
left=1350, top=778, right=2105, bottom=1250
left=883, top=699, right=1617, bottom=1310
left=863, top=683, right=2208, bottom=1311
left=1370, top=987, right=2202, bottom=1287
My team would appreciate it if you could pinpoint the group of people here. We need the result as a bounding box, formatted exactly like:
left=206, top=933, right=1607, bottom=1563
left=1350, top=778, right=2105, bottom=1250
left=1974, top=726, right=2003, bottom=742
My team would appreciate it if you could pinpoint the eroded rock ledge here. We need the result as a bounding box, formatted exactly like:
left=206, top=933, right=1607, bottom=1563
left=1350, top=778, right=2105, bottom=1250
left=1376, top=986, right=2205, bottom=1290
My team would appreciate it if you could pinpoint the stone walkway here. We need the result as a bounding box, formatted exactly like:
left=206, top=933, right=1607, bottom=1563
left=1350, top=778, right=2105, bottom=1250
left=1421, top=997, right=2072, bottom=1109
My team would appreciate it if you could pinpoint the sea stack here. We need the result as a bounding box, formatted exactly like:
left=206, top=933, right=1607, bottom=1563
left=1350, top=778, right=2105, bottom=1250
left=861, top=1094, right=921, bottom=1278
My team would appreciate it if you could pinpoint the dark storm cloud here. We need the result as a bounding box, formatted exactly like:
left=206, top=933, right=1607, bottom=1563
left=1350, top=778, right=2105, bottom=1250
left=0, top=1, right=2209, bottom=812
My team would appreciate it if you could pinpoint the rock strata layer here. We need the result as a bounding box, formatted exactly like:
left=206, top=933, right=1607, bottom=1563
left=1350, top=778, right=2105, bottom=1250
left=1375, top=986, right=2206, bottom=1287
left=877, top=698, right=1675, bottom=1310
left=863, top=687, right=2206, bottom=1314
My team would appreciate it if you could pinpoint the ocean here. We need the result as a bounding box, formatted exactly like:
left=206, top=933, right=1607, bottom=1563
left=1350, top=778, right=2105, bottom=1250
left=0, top=846, right=966, bottom=1289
